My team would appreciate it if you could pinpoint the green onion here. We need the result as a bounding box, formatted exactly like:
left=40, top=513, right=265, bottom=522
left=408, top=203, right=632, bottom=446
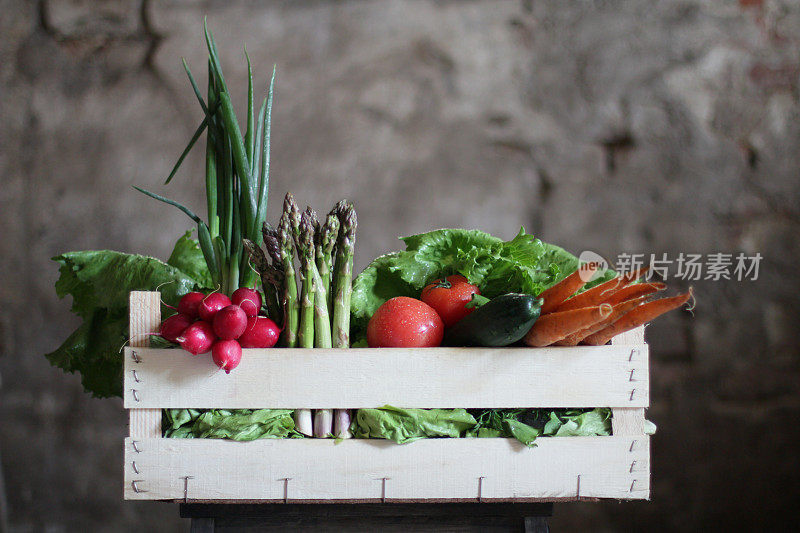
left=135, top=23, right=275, bottom=295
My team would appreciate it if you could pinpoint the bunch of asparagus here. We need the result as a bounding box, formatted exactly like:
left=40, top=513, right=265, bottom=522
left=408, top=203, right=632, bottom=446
left=246, top=192, right=357, bottom=438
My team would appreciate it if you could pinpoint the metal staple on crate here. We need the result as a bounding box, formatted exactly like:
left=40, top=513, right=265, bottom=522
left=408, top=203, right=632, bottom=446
left=477, top=476, right=485, bottom=502
left=131, top=441, right=142, bottom=453
left=380, top=477, right=390, bottom=503
left=131, top=461, right=139, bottom=474
left=629, top=439, right=638, bottom=452
left=181, top=476, right=194, bottom=503
left=629, top=389, right=636, bottom=401
left=629, top=368, right=637, bottom=382
left=131, top=350, right=141, bottom=363
left=131, top=480, right=148, bottom=493
left=629, top=479, right=647, bottom=492
left=131, top=389, right=140, bottom=402
left=629, top=348, right=639, bottom=362
left=132, top=369, right=141, bottom=383
left=280, top=478, right=291, bottom=503
left=576, top=475, right=581, bottom=500
left=629, top=461, right=637, bottom=473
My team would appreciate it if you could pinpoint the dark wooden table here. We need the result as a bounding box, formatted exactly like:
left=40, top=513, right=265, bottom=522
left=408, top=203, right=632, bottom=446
left=181, top=503, right=552, bottom=532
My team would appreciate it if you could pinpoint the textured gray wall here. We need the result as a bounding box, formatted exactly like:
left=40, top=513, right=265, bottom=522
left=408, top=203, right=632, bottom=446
left=2, top=0, right=799, bottom=531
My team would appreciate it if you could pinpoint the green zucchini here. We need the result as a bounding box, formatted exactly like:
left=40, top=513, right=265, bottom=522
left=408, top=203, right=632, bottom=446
left=444, top=293, right=542, bottom=347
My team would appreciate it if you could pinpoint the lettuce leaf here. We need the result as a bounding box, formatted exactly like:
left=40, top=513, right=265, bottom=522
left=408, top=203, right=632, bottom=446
left=350, top=228, right=614, bottom=345
left=164, top=409, right=301, bottom=440
left=167, top=230, right=214, bottom=289
left=542, top=408, right=612, bottom=436
left=46, top=235, right=209, bottom=398
left=351, top=407, right=613, bottom=447
left=351, top=406, right=478, bottom=444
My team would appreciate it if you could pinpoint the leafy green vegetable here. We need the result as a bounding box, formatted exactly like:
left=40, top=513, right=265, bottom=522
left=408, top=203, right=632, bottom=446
left=164, top=409, right=301, bottom=440
left=541, top=408, right=612, bottom=436
left=350, top=228, right=614, bottom=345
left=46, top=237, right=207, bottom=398
left=167, top=230, right=215, bottom=289
left=351, top=406, right=478, bottom=444
left=350, top=407, right=613, bottom=447
left=466, top=409, right=540, bottom=446
left=466, top=408, right=612, bottom=446
left=161, top=406, right=621, bottom=445
left=503, top=419, right=542, bottom=446
left=465, top=293, right=491, bottom=309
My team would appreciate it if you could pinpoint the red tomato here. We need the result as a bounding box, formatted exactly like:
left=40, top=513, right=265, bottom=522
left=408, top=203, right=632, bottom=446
left=367, top=297, right=444, bottom=348
left=420, top=274, right=480, bottom=327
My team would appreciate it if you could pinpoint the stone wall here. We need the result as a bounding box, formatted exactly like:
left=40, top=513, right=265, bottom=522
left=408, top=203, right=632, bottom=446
left=1, top=0, right=798, bottom=530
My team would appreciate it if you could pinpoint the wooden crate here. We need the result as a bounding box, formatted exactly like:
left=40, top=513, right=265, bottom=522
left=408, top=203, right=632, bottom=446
left=124, top=291, right=650, bottom=502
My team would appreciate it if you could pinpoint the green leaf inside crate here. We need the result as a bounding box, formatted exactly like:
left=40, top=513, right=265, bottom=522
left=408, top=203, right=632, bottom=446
left=164, top=409, right=302, bottom=440
left=350, top=406, right=478, bottom=444
left=542, top=408, right=612, bottom=437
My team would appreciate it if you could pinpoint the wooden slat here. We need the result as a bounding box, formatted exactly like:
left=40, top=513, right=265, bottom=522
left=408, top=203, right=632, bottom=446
left=128, top=291, right=162, bottom=439
left=609, top=326, right=649, bottom=497
left=123, top=437, right=650, bottom=501
left=123, top=343, right=649, bottom=409
left=610, top=326, right=647, bottom=435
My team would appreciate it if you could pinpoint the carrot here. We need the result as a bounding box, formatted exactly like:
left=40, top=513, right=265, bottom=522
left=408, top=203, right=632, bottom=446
left=539, top=264, right=598, bottom=314
left=553, top=276, right=626, bottom=313
left=582, top=289, right=693, bottom=346
left=603, top=282, right=666, bottom=306
left=554, top=296, right=649, bottom=346
left=523, top=303, right=612, bottom=347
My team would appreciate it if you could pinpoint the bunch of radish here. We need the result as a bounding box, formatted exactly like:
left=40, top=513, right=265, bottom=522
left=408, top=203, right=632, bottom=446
left=159, top=288, right=280, bottom=373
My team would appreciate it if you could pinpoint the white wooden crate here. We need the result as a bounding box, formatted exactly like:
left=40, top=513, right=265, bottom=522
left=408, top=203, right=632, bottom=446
left=124, top=291, right=650, bottom=502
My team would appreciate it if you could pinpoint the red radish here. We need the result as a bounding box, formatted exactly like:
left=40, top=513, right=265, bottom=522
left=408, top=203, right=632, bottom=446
left=159, top=313, right=193, bottom=343
left=213, top=305, right=248, bottom=340
left=198, top=292, right=232, bottom=322
left=231, top=287, right=262, bottom=318
left=176, top=321, right=215, bottom=355
left=212, top=339, right=242, bottom=374
left=238, top=316, right=280, bottom=348
left=177, top=292, right=206, bottom=319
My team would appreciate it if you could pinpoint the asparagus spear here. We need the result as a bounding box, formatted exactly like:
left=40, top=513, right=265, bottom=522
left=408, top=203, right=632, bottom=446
left=305, top=209, right=333, bottom=349
left=295, top=409, right=312, bottom=438
left=241, top=238, right=282, bottom=322
left=279, top=194, right=300, bottom=348
left=281, top=194, right=311, bottom=435
left=315, top=212, right=340, bottom=313
left=260, top=223, right=284, bottom=326
left=306, top=207, right=336, bottom=438
left=331, top=200, right=357, bottom=349
left=313, top=407, right=334, bottom=439
left=285, top=192, right=302, bottom=249
left=297, top=207, right=317, bottom=350
left=334, top=409, right=352, bottom=440
left=331, top=201, right=357, bottom=438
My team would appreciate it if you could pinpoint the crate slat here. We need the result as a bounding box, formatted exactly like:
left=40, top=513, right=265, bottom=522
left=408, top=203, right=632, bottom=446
left=123, top=343, right=648, bottom=409
left=124, top=436, right=650, bottom=501
left=128, top=291, right=161, bottom=438
left=610, top=326, right=648, bottom=435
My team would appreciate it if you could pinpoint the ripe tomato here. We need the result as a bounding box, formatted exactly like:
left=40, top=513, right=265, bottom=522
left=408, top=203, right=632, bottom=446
left=367, top=297, right=444, bottom=347
left=420, top=274, right=480, bottom=327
